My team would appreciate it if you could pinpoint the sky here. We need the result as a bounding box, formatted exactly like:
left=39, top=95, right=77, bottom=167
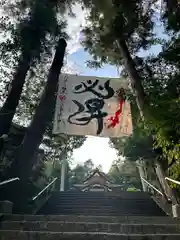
left=64, top=4, right=120, bottom=173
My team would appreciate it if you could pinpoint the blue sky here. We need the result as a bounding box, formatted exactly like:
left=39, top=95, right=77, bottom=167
left=68, top=50, right=120, bottom=77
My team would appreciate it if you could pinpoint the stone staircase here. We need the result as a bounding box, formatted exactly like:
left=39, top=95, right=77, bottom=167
left=37, top=191, right=166, bottom=216
left=1, top=191, right=180, bottom=239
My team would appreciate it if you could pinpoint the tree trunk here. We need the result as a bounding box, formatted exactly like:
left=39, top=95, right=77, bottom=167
left=0, top=54, right=31, bottom=153
left=9, top=38, right=67, bottom=182
left=166, top=0, right=178, bottom=13
left=116, top=39, right=147, bottom=119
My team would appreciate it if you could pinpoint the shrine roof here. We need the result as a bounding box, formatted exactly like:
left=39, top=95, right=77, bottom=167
left=82, top=168, right=111, bottom=183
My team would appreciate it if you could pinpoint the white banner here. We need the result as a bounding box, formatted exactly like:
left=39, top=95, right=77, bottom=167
left=53, top=74, right=133, bottom=137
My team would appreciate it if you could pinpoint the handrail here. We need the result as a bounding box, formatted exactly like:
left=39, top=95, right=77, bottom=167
left=141, top=177, right=164, bottom=196
left=32, top=177, right=57, bottom=201
left=0, top=177, right=20, bottom=186
left=165, top=177, right=180, bottom=186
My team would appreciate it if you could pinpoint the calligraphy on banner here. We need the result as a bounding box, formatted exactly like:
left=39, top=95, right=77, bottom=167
left=53, top=74, right=133, bottom=137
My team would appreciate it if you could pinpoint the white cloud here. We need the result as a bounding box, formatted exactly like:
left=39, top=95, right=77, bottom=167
left=62, top=59, right=80, bottom=74
left=72, top=136, right=118, bottom=173
left=65, top=4, right=87, bottom=54
left=62, top=5, right=88, bottom=74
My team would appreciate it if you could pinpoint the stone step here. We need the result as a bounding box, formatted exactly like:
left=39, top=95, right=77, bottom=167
left=48, top=202, right=122, bottom=207
left=3, top=215, right=178, bottom=224
left=38, top=192, right=165, bottom=216
left=52, top=194, right=151, bottom=201
left=45, top=203, right=159, bottom=210
left=49, top=200, right=154, bottom=205
left=40, top=200, right=165, bottom=208
left=38, top=212, right=165, bottom=216
left=52, top=191, right=151, bottom=199
left=0, top=230, right=180, bottom=240
left=38, top=209, right=165, bottom=216
left=53, top=195, right=152, bottom=198
left=1, top=221, right=180, bottom=234
left=49, top=202, right=164, bottom=208
left=48, top=203, right=160, bottom=208
left=38, top=207, right=166, bottom=216
left=43, top=208, right=164, bottom=213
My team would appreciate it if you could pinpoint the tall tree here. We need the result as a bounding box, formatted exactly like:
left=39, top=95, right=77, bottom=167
left=8, top=38, right=67, bottom=182
left=0, top=0, right=72, bottom=149
left=82, top=0, right=156, bottom=118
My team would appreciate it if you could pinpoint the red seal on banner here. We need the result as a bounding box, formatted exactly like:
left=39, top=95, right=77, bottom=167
left=107, top=88, right=126, bottom=129
left=59, top=95, right=66, bottom=101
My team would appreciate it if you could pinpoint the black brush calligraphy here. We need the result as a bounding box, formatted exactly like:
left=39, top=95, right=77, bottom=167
left=73, top=79, right=114, bottom=99
left=68, top=98, right=108, bottom=135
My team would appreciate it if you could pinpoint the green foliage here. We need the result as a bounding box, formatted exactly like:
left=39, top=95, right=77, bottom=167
left=81, top=0, right=156, bottom=68
left=69, top=159, right=95, bottom=185
left=0, top=0, right=69, bottom=62
left=108, top=159, right=142, bottom=190
left=30, top=150, right=50, bottom=190
left=43, top=134, right=86, bottom=163
left=110, top=119, right=156, bottom=162
left=127, top=187, right=141, bottom=192
left=145, top=53, right=180, bottom=168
